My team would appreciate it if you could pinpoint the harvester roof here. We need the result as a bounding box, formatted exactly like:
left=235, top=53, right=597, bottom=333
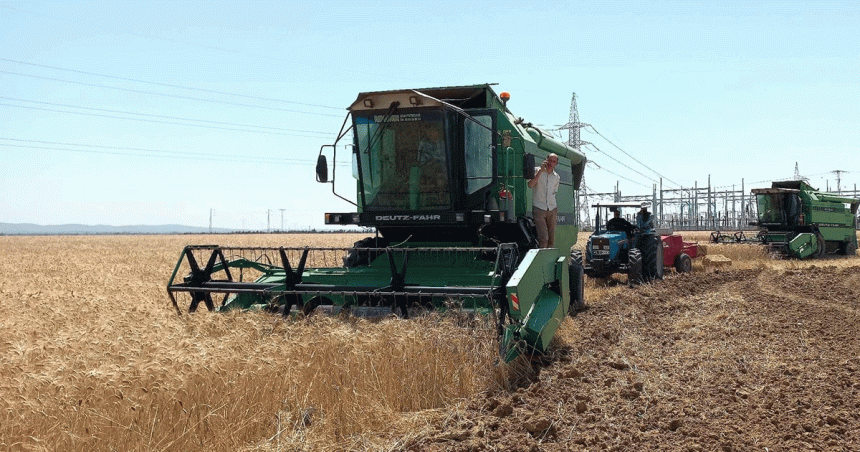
left=592, top=202, right=651, bottom=210
left=753, top=180, right=860, bottom=212
left=771, top=180, right=808, bottom=191
left=751, top=188, right=800, bottom=194
left=349, top=84, right=504, bottom=112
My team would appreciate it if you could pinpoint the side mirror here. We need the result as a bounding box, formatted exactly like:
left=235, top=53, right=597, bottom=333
left=316, top=155, right=328, bottom=183
left=523, top=153, right=535, bottom=179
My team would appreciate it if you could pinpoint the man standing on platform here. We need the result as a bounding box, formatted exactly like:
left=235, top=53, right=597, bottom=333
left=528, top=153, right=560, bottom=248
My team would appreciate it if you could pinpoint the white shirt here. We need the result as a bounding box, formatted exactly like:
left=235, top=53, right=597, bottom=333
left=532, top=167, right=560, bottom=211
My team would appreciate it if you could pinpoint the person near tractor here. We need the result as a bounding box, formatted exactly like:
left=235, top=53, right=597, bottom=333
left=528, top=153, right=560, bottom=248
left=607, top=208, right=634, bottom=235
left=636, top=205, right=653, bottom=232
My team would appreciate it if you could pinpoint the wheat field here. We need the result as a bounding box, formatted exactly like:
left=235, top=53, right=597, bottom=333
left=0, top=234, right=500, bottom=452
left=1, top=231, right=857, bottom=451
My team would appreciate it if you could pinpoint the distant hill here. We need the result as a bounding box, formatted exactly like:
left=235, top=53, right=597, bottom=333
left=0, top=223, right=233, bottom=235
left=0, top=223, right=367, bottom=235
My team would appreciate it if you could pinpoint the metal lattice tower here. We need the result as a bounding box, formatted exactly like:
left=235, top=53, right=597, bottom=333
left=567, top=94, right=581, bottom=150
left=832, top=170, right=845, bottom=194
left=791, top=161, right=813, bottom=183
left=560, top=93, right=591, bottom=228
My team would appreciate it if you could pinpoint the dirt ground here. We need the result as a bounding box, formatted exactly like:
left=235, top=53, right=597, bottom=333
left=408, top=263, right=860, bottom=451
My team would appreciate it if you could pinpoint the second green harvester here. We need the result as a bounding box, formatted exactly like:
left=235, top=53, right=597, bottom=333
left=751, top=180, right=859, bottom=259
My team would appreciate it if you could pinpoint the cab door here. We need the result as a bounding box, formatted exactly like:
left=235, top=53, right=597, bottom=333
left=459, top=110, right=496, bottom=210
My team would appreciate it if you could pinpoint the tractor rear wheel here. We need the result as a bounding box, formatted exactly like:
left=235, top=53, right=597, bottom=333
left=642, top=235, right=664, bottom=282
left=674, top=253, right=692, bottom=273
left=569, top=250, right=586, bottom=315
left=627, top=248, right=643, bottom=287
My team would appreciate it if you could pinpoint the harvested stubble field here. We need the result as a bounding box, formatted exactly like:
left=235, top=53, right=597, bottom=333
left=1, top=232, right=859, bottom=451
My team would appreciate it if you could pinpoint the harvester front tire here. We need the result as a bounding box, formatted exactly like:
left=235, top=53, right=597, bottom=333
left=301, top=296, right=329, bottom=316
left=627, top=249, right=643, bottom=287
left=674, top=253, right=692, bottom=273
left=569, top=250, right=586, bottom=315
left=815, top=234, right=826, bottom=258
left=343, top=237, right=387, bottom=267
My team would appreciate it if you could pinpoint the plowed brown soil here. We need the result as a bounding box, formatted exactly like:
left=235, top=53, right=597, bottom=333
left=411, top=264, right=860, bottom=452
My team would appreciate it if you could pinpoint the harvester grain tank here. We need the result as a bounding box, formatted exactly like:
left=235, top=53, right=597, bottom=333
left=167, top=84, right=588, bottom=362
left=751, top=180, right=858, bottom=258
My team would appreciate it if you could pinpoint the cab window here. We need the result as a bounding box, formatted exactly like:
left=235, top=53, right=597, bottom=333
left=464, top=115, right=493, bottom=194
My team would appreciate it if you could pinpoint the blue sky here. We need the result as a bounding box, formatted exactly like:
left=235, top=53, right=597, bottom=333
left=2, top=1, right=858, bottom=230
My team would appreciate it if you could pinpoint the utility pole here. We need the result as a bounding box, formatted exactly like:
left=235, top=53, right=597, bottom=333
left=209, top=208, right=213, bottom=233
left=279, top=209, right=286, bottom=232
left=741, top=178, right=745, bottom=228
left=659, top=178, right=663, bottom=227
left=707, top=175, right=712, bottom=229
left=267, top=209, right=271, bottom=233
left=694, top=181, right=698, bottom=228
left=832, top=170, right=845, bottom=194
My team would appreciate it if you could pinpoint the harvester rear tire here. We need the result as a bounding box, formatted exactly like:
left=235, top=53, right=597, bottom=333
left=569, top=250, right=586, bottom=315
left=674, top=253, right=692, bottom=273
left=627, top=249, right=643, bottom=287
left=841, top=239, right=857, bottom=256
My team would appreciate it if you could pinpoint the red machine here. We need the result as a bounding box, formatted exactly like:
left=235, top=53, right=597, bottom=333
left=661, top=233, right=701, bottom=273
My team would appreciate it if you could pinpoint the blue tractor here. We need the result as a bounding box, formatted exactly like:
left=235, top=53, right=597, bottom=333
left=573, top=202, right=664, bottom=286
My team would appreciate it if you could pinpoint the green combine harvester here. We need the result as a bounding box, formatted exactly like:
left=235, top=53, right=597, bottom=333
left=167, top=84, right=587, bottom=362
left=751, top=180, right=859, bottom=259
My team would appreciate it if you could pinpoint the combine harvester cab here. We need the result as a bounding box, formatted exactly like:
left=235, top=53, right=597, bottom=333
left=751, top=180, right=859, bottom=259
left=168, top=85, right=588, bottom=362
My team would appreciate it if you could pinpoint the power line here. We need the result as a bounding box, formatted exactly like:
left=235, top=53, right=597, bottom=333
left=1, top=4, right=247, bottom=55
left=0, top=70, right=343, bottom=117
left=0, top=102, right=332, bottom=138
left=584, top=143, right=658, bottom=185
left=585, top=125, right=683, bottom=188
left=1, top=96, right=334, bottom=136
left=0, top=138, right=352, bottom=166
left=586, top=160, right=651, bottom=189
left=1, top=59, right=343, bottom=110
left=1, top=5, right=418, bottom=84
left=1, top=142, right=294, bottom=164
left=711, top=171, right=856, bottom=191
